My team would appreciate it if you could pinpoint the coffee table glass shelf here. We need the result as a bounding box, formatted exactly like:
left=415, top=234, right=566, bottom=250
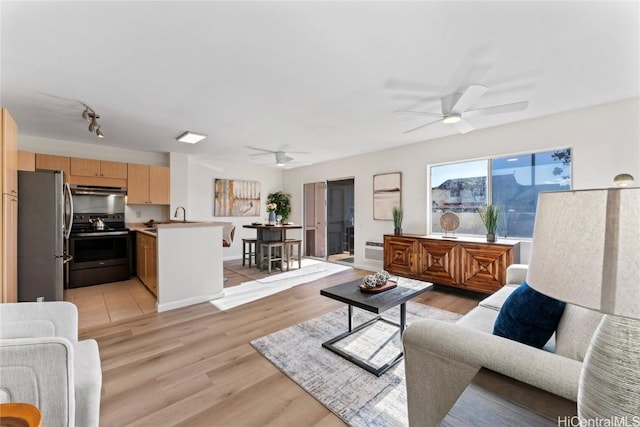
left=320, top=277, right=433, bottom=376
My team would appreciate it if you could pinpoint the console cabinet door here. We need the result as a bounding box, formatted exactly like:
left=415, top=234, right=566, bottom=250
left=459, top=242, right=514, bottom=293
left=416, top=239, right=458, bottom=286
left=383, top=236, right=417, bottom=277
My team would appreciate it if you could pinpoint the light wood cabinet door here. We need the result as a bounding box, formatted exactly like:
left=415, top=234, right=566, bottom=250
left=459, top=242, right=514, bottom=294
left=36, top=154, right=70, bottom=180
left=2, top=109, right=18, bottom=195
left=2, top=194, right=18, bottom=302
left=136, top=232, right=157, bottom=296
left=127, top=163, right=170, bottom=205
left=18, top=150, right=36, bottom=172
left=100, top=160, right=127, bottom=179
left=148, top=166, right=170, bottom=204
left=127, top=163, right=150, bottom=204
left=70, top=157, right=101, bottom=177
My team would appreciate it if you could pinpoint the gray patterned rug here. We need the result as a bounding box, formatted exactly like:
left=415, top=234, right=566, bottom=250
left=251, top=302, right=462, bottom=427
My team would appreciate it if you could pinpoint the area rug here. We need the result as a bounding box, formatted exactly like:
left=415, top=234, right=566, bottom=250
left=251, top=302, right=462, bottom=426
left=210, top=260, right=351, bottom=311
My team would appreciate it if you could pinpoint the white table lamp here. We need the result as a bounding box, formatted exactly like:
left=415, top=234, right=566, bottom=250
left=526, top=184, right=639, bottom=420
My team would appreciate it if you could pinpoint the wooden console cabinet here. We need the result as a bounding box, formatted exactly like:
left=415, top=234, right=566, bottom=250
left=384, top=234, right=520, bottom=294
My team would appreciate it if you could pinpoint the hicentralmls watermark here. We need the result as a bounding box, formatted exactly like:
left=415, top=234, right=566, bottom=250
left=558, top=416, right=640, bottom=427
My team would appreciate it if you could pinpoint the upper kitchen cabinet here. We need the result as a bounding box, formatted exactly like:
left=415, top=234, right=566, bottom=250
left=17, top=150, right=36, bottom=172
left=70, top=157, right=127, bottom=179
left=35, top=154, right=70, bottom=181
left=127, top=163, right=170, bottom=205
left=69, top=157, right=127, bottom=187
left=1, top=108, right=18, bottom=303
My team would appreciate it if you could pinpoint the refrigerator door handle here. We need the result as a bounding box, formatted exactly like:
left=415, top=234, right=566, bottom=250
left=64, top=182, right=74, bottom=240
left=63, top=255, right=73, bottom=264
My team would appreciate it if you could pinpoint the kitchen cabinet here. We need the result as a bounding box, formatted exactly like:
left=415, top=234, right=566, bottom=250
left=69, top=157, right=128, bottom=187
left=1, top=108, right=18, bottom=303
left=17, top=150, right=36, bottom=171
left=35, top=153, right=70, bottom=181
left=70, top=157, right=127, bottom=179
left=136, top=231, right=157, bottom=296
left=127, top=163, right=170, bottom=205
left=384, top=234, right=520, bottom=294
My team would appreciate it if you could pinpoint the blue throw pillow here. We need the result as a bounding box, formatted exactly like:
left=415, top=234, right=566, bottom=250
left=493, top=282, right=566, bottom=348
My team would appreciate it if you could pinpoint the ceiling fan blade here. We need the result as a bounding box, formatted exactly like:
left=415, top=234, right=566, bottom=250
left=464, top=101, right=529, bottom=117
left=450, top=85, right=488, bottom=113
left=395, top=109, right=444, bottom=118
left=452, top=119, right=475, bottom=134
left=246, top=145, right=276, bottom=154
left=402, top=118, right=442, bottom=134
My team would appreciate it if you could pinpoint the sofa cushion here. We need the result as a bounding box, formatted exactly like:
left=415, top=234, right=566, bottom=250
left=493, top=282, right=566, bottom=348
left=478, top=285, right=518, bottom=311
left=555, top=304, right=603, bottom=361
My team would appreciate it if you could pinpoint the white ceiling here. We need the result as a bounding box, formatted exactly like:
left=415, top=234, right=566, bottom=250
left=1, top=1, right=638, bottom=168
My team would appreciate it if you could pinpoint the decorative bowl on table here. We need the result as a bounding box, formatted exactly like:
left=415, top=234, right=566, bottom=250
left=359, top=270, right=397, bottom=293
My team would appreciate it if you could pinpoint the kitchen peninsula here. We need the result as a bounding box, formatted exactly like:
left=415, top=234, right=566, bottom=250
left=130, top=221, right=228, bottom=312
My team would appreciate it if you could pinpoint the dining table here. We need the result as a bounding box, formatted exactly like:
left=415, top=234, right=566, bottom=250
left=243, top=223, right=302, bottom=242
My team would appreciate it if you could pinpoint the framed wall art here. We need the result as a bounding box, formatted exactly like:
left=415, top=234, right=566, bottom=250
left=214, top=178, right=261, bottom=217
left=373, top=172, right=401, bottom=220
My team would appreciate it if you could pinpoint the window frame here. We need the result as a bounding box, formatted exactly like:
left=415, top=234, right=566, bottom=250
left=427, top=147, right=573, bottom=240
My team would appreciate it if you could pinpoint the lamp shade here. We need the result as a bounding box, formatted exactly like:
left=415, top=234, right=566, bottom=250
left=526, top=188, right=640, bottom=319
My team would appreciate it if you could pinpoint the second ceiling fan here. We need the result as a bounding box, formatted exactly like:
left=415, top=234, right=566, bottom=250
left=396, top=84, right=529, bottom=134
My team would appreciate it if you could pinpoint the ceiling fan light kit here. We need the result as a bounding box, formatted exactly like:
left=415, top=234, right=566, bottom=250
left=81, top=104, right=104, bottom=138
left=177, top=131, right=207, bottom=144
left=397, top=84, right=529, bottom=135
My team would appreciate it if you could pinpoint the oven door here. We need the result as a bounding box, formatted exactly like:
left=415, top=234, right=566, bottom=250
left=68, top=231, right=131, bottom=287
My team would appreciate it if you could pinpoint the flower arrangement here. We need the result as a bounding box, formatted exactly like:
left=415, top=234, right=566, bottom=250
left=266, top=202, right=277, bottom=213
left=266, top=191, right=292, bottom=222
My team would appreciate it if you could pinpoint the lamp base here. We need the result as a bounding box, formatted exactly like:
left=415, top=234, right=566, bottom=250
left=578, top=315, right=640, bottom=420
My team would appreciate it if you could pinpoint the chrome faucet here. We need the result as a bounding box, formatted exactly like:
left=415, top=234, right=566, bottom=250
left=174, top=206, right=186, bottom=223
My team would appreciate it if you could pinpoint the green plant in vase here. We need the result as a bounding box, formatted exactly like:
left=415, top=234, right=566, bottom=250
left=479, top=204, right=499, bottom=242
left=267, top=191, right=292, bottom=223
left=392, top=206, right=403, bottom=235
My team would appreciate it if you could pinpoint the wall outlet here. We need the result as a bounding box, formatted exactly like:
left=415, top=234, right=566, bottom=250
left=136, top=211, right=142, bottom=218
left=37, top=296, right=44, bottom=302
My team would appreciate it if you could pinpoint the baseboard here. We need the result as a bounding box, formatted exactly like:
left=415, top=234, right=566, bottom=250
left=157, top=290, right=226, bottom=312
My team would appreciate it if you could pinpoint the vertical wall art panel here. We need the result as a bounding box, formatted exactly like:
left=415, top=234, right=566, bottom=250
left=214, top=178, right=261, bottom=216
left=373, top=172, right=401, bottom=220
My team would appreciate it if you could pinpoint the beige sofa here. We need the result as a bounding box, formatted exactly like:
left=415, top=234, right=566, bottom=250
left=403, top=264, right=604, bottom=427
left=0, top=301, right=102, bottom=427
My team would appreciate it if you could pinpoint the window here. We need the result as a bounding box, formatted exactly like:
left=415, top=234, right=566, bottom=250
left=430, top=148, right=571, bottom=238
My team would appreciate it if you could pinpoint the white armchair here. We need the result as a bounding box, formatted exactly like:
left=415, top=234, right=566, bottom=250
left=0, top=301, right=102, bottom=427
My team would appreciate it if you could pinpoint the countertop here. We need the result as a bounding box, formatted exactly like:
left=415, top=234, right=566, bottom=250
left=128, top=221, right=229, bottom=237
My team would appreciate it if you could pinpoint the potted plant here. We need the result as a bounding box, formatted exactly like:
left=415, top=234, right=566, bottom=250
left=266, top=202, right=277, bottom=224
left=479, top=204, right=499, bottom=242
left=392, top=206, right=403, bottom=235
left=267, top=191, right=292, bottom=223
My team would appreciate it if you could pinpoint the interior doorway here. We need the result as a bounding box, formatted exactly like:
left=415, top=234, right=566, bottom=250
left=303, top=178, right=355, bottom=264
left=326, top=179, right=355, bottom=264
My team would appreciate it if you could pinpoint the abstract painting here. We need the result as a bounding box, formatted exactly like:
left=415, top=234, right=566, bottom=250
left=373, top=172, right=401, bottom=220
left=214, top=178, right=261, bottom=217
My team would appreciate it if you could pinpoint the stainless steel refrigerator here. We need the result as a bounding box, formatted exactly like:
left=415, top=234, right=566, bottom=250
left=18, top=170, right=72, bottom=301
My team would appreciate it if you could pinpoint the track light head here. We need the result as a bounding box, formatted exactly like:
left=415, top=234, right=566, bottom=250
left=81, top=103, right=104, bottom=138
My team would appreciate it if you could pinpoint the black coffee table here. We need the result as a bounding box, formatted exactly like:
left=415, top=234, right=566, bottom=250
left=320, top=277, right=433, bottom=376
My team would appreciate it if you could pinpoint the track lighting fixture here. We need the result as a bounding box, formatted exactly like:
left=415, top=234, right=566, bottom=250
left=81, top=104, right=104, bottom=138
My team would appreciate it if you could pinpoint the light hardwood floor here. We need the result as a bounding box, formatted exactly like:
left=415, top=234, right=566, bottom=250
left=76, top=260, right=574, bottom=426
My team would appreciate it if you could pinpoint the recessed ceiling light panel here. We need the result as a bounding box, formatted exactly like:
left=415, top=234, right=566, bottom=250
left=177, top=131, right=207, bottom=144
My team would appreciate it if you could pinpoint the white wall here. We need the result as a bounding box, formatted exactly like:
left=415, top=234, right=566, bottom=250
left=282, top=98, right=640, bottom=270
left=170, top=154, right=284, bottom=260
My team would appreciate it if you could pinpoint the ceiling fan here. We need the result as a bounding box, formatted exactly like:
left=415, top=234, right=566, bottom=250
left=396, top=84, right=529, bottom=134
left=247, top=146, right=309, bottom=167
